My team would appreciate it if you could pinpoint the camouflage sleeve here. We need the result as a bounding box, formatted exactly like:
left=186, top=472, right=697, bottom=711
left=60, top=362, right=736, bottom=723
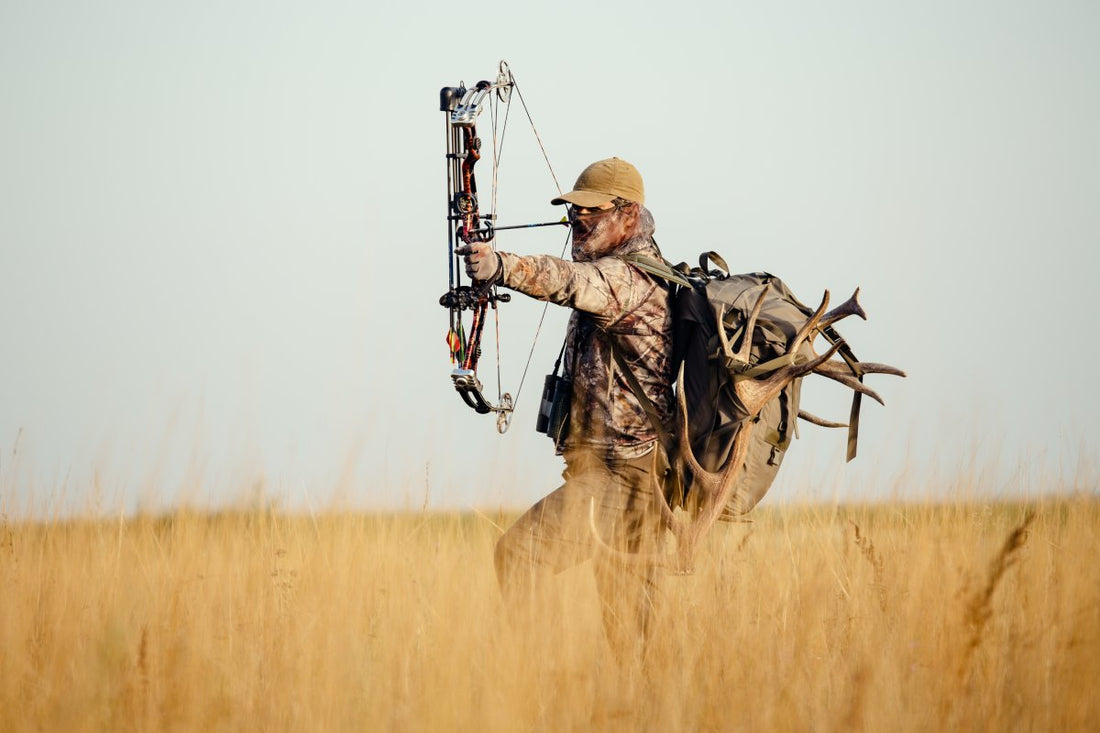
left=497, top=252, right=650, bottom=328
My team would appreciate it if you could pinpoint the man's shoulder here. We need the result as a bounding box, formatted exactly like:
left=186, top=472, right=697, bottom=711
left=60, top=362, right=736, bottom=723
left=596, top=240, right=663, bottom=273
left=588, top=254, right=663, bottom=292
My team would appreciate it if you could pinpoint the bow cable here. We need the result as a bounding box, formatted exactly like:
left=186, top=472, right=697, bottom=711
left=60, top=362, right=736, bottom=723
left=503, top=68, right=573, bottom=415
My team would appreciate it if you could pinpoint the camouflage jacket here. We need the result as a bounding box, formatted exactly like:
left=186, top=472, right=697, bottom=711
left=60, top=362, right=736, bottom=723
left=498, top=235, right=673, bottom=459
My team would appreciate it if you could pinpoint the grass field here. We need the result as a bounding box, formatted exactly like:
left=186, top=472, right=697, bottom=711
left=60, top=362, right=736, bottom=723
left=1, top=497, right=1097, bottom=731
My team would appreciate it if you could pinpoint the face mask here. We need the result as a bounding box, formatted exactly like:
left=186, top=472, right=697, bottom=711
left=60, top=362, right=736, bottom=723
left=571, top=211, right=620, bottom=262
left=572, top=215, right=616, bottom=260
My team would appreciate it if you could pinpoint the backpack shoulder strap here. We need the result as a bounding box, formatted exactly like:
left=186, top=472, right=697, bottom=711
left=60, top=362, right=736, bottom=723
left=619, top=253, right=692, bottom=287
left=607, top=344, right=674, bottom=458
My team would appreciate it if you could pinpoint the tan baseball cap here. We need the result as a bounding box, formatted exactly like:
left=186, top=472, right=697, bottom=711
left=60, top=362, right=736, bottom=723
left=550, top=157, right=645, bottom=207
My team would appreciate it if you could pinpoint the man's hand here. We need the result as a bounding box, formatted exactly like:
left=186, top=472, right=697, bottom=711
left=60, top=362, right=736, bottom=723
left=455, top=243, right=503, bottom=285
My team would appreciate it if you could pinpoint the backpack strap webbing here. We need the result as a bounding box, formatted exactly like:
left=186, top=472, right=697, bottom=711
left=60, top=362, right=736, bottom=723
left=607, top=253, right=679, bottom=453
left=607, top=343, right=684, bottom=506
left=699, top=251, right=730, bottom=275
left=846, top=391, right=862, bottom=462
left=608, top=344, right=674, bottom=460
left=818, top=324, right=863, bottom=462
left=620, top=253, right=692, bottom=287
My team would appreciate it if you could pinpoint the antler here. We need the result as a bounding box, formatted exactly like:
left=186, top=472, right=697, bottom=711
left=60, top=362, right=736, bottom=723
left=590, top=287, right=908, bottom=574
left=593, top=289, right=876, bottom=574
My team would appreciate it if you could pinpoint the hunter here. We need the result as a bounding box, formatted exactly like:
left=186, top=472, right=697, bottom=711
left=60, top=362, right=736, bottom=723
left=457, top=157, right=673, bottom=660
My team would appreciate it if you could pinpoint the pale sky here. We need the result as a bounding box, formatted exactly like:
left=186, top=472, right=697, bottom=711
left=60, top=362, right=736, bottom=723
left=1, top=1, right=1097, bottom=517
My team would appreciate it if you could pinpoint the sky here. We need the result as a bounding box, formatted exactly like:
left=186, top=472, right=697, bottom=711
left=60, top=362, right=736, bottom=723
left=1, top=1, right=1097, bottom=517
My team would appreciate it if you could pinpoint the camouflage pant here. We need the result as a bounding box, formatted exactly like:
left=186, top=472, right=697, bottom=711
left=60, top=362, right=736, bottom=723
left=494, top=450, right=664, bottom=661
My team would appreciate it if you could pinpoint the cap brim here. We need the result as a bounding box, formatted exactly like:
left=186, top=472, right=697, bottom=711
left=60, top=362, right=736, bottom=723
left=550, top=189, right=615, bottom=207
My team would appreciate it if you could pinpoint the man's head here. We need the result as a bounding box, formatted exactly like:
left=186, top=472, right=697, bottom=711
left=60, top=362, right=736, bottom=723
left=551, top=158, right=647, bottom=261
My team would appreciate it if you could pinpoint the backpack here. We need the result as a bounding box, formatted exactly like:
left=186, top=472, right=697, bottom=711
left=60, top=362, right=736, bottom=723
left=621, top=250, right=876, bottom=521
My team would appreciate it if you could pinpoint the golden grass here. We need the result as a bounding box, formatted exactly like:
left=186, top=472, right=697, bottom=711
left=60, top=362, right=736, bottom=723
left=1, top=497, right=1097, bottom=731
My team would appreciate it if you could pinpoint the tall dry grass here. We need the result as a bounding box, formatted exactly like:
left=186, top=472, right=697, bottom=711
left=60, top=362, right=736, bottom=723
left=1, top=497, right=1097, bottom=731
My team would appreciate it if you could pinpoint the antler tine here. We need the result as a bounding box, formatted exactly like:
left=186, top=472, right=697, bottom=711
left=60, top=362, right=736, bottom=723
left=818, top=288, right=866, bottom=329
left=714, top=284, right=771, bottom=367
left=674, top=362, right=743, bottom=496
left=585, top=448, right=697, bottom=574
left=733, top=284, right=771, bottom=364
left=857, top=362, right=907, bottom=378
left=675, top=362, right=714, bottom=484
left=588, top=497, right=671, bottom=569
left=790, top=290, right=830, bottom=354
left=646, top=444, right=680, bottom=531
left=588, top=495, right=699, bottom=575
left=679, top=422, right=757, bottom=570
left=814, top=369, right=887, bottom=406
left=714, top=303, right=736, bottom=364
left=798, top=410, right=848, bottom=428
left=815, top=359, right=908, bottom=379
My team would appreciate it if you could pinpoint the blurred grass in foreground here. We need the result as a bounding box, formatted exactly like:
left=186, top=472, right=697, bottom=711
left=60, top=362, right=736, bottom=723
left=0, top=497, right=1097, bottom=731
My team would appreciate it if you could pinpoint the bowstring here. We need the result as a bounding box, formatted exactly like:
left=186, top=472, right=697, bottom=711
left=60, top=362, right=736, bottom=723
left=489, top=84, right=511, bottom=404
left=511, top=76, right=564, bottom=197
left=484, top=66, right=571, bottom=415
left=508, top=73, right=571, bottom=413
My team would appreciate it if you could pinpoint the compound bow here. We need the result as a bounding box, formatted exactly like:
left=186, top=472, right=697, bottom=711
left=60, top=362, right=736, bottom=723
left=438, top=61, right=567, bottom=433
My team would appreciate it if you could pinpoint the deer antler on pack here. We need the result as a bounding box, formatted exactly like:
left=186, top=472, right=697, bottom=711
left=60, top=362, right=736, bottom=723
left=590, top=287, right=906, bottom=575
